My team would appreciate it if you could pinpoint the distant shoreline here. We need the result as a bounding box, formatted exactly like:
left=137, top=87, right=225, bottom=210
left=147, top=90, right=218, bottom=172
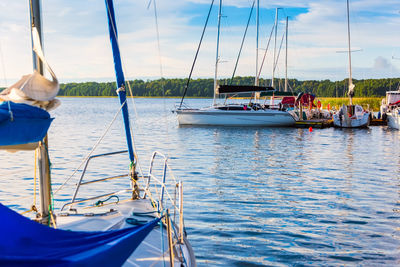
left=55, top=76, right=400, bottom=98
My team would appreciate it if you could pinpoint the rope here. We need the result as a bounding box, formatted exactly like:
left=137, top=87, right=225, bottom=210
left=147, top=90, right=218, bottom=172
left=7, top=101, right=13, bottom=121
left=49, top=209, right=57, bottom=229
left=33, top=149, right=37, bottom=209
left=94, top=195, right=119, bottom=206
left=53, top=101, right=126, bottom=195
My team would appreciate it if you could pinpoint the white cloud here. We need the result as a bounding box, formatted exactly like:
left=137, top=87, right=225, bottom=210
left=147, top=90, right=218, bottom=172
left=1, top=0, right=400, bottom=87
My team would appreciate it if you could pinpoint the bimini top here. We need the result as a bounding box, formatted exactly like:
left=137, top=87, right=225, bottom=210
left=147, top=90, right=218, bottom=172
left=217, top=85, right=275, bottom=94
left=386, top=90, right=400, bottom=105
left=0, top=203, right=160, bottom=266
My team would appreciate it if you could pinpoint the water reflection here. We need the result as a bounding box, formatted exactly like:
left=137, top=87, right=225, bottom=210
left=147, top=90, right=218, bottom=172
left=1, top=98, right=400, bottom=266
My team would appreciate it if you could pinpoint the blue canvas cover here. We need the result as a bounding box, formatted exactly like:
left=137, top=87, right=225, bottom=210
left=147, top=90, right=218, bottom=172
left=0, top=102, right=53, bottom=146
left=0, top=203, right=160, bottom=266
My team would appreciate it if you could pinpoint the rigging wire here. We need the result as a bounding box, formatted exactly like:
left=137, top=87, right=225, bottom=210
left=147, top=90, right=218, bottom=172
left=229, top=0, right=255, bottom=84
left=179, top=0, right=215, bottom=108
left=53, top=101, right=126, bottom=195
left=151, top=0, right=171, bottom=156
left=272, top=29, right=286, bottom=91
left=258, top=24, right=274, bottom=82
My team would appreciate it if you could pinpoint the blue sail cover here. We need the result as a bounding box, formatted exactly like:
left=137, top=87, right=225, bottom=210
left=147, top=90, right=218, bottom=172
left=0, top=102, right=53, bottom=146
left=0, top=203, right=160, bottom=266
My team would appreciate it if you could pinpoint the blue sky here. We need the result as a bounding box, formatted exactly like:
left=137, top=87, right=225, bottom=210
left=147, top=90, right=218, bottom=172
left=0, top=0, right=400, bottom=87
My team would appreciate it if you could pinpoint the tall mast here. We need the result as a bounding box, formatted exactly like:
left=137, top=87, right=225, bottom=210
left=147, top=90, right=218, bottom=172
left=213, top=0, right=222, bottom=106
left=30, top=0, right=43, bottom=74
left=30, top=0, right=52, bottom=225
left=105, top=0, right=135, bottom=164
left=272, top=8, right=278, bottom=89
left=284, top=16, right=288, bottom=92
left=346, top=0, right=353, bottom=105
left=255, top=0, right=259, bottom=86
left=254, top=0, right=260, bottom=103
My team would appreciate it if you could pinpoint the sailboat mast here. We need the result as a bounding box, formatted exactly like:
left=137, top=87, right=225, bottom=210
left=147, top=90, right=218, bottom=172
left=284, top=16, right=288, bottom=92
left=105, top=0, right=135, bottom=164
left=255, top=0, right=259, bottom=87
left=254, top=0, right=260, bottom=103
left=30, top=0, right=52, bottom=225
left=30, top=0, right=43, bottom=74
left=272, top=8, right=278, bottom=89
left=213, top=0, right=222, bottom=106
left=346, top=0, right=353, bottom=105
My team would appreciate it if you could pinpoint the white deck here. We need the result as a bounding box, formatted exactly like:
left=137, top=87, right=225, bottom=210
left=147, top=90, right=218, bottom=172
left=56, top=199, right=196, bottom=267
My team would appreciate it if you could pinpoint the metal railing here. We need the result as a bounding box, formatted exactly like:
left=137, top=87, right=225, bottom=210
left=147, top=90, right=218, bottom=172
left=61, top=150, right=129, bottom=211
left=60, top=149, right=186, bottom=247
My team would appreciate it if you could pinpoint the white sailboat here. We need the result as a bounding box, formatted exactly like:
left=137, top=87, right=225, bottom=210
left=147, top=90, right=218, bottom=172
left=0, top=1, right=196, bottom=266
left=380, top=89, right=400, bottom=129
left=175, top=0, right=295, bottom=127
left=332, top=0, right=370, bottom=128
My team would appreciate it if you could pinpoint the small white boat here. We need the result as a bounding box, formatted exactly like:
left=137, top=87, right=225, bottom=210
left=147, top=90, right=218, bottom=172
left=332, top=104, right=370, bottom=128
left=380, top=90, right=400, bottom=130
left=332, top=0, right=370, bottom=128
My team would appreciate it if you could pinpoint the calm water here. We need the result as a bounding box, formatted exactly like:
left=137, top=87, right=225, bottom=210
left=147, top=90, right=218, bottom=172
left=1, top=97, right=400, bottom=266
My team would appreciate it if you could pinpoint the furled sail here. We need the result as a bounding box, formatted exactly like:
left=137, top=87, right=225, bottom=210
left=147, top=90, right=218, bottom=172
left=0, top=27, right=59, bottom=149
left=0, top=27, right=60, bottom=111
left=0, top=203, right=160, bottom=266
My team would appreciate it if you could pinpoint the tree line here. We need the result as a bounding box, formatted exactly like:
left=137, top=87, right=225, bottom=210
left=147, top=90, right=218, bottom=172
left=57, top=77, right=400, bottom=97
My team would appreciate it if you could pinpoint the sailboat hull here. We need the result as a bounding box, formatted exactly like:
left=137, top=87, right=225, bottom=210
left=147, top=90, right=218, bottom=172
left=332, top=113, right=370, bottom=128
left=176, top=108, right=295, bottom=126
left=332, top=104, right=370, bottom=128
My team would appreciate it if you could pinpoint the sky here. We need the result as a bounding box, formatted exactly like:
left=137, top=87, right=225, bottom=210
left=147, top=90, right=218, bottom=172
left=0, top=0, right=400, bottom=87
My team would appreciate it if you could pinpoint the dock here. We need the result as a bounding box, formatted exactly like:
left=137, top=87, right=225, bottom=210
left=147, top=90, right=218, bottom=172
left=370, top=119, right=387, bottom=126
left=294, top=119, right=333, bottom=129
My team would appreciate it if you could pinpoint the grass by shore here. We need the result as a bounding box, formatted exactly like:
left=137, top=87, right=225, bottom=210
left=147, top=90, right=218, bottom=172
left=318, top=97, right=382, bottom=111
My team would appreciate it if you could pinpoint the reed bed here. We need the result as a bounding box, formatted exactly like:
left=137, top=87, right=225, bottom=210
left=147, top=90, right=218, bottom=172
left=317, top=97, right=382, bottom=111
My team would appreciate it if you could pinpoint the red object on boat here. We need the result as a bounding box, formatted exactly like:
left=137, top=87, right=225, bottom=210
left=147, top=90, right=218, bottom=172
left=281, top=96, right=296, bottom=107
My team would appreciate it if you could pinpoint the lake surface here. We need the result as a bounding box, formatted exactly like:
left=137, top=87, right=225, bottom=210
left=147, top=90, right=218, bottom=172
left=1, top=97, right=400, bottom=266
